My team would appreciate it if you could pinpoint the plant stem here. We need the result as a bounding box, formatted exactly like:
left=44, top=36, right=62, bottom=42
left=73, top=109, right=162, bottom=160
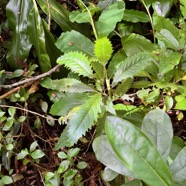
left=104, top=67, right=111, bottom=97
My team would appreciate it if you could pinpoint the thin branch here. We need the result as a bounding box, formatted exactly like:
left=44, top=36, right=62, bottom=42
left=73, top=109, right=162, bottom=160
left=0, top=64, right=61, bottom=89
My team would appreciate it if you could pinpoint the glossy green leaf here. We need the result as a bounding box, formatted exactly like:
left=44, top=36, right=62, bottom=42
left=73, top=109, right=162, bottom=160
left=30, top=149, right=45, bottom=159
left=122, top=34, right=156, bottom=56
left=36, top=0, right=89, bottom=36
left=101, top=167, right=118, bottom=181
left=55, top=30, right=94, bottom=57
left=175, top=95, right=186, bottom=110
left=152, top=1, right=173, bottom=17
left=6, top=0, right=32, bottom=68
left=123, top=9, right=149, bottom=23
left=170, top=147, right=186, bottom=183
left=113, top=52, right=152, bottom=84
left=105, top=116, right=174, bottom=186
left=1, top=176, right=13, bottom=184
left=180, top=0, right=186, bottom=17
left=69, top=11, right=90, bottom=23
left=141, top=108, right=173, bottom=160
left=17, top=149, right=29, bottom=160
left=91, top=61, right=104, bottom=80
left=93, top=135, right=137, bottom=178
left=50, top=93, right=89, bottom=116
left=27, top=0, right=51, bottom=72
left=77, top=161, right=88, bottom=169
left=95, top=1, right=125, bottom=37
left=94, top=37, right=113, bottom=65
left=156, top=29, right=179, bottom=50
left=41, top=77, right=95, bottom=93
left=57, top=52, right=94, bottom=78
left=55, top=93, right=102, bottom=149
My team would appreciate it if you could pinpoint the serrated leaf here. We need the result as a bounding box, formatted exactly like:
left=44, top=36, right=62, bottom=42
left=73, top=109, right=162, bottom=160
left=95, top=1, right=125, bottom=37
left=170, top=147, right=186, bottom=183
left=122, top=34, right=156, bottom=56
left=94, top=37, right=113, bottom=65
left=105, top=116, right=174, bottom=186
left=55, top=93, right=102, bottom=149
left=113, top=52, right=152, bottom=84
left=41, top=77, right=95, bottom=93
left=55, top=30, right=94, bottom=57
left=93, top=135, right=137, bottom=178
left=50, top=93, right=89, bottom=116
left=141, top=108, right=173, bottom=160
left=123, top=9, right=149, bottom=23
left=57, top=52, right=94, bottom=78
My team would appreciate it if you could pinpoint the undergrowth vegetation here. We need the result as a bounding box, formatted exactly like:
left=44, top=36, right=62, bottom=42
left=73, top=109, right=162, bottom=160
left=1, top=0, right=186, bottom=185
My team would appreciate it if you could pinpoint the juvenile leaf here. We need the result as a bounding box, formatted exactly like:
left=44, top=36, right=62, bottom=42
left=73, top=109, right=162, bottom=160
left=55, top=93, right=102, bottom=149
left=30, top=149, right=45, bottom=159
left=50, top=93, right=89, bottom=116
left=55, top=30, right=94, bottom=57
left=170, top=147, right=186, bottom=183
left=41, top=77, right=95, bottom=93
left=57, top=52, right=94, bottom=78
left=123, top=9, right=149, bottom=23
left=95, top=1, right=125, bottom=37
left=28, top=0, right=51, bottom=72
left=91, top=61, right=104, bottom=80
left=141, top=108, right=173, bottom=160
left=94, top=37, right=113, bottom=65
left=6, top=0, right=32, bottom=68
left=122, top=34, right=156, bottom=56
left=113, top=52, right=152, bottom=85
left=105, top=116, right=174, bottom=186
left=93, top=135, right=137, bottom=178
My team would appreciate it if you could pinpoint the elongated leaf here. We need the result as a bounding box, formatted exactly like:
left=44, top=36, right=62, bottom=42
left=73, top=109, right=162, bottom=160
left=40, top=77, right=95, bottom=93
left=94, top=37, right=113, bottom=65
left=50, top=93, right=89, bottom=116
left=113, top=52, right=152, bottom=84
left=6, top=0, right=32, bottom=68
left=57, top=52, right=94, bottom=78
left=28, top=0, right=51, bottom=72
left=123, top=9, right=149, bottom=23
left=105, top=116, right=174, bottom=186
left=55, top=30, right=94, bottom=57
left=152, top=1, right=173, bottom=17
left=55, top=93, right=102, bottom=149
left=156, top=29, right=179, bottom=50
left=122, top=34, right=156, bottom=56
left=141, top=108, right=173, bottom=160
left=36, top=0, right=90, bottom=37
left=93, top=135, right=137, bottom=178
left=170, top=147, right=186, bottom=183
left=95, top=1, right=125, bottom=37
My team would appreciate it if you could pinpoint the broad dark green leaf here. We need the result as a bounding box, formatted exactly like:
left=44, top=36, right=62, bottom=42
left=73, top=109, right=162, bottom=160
left=170, top=147, right=186, bottom=183
left=122, top=34, right=156, bottom=56
left=152, top=1, right=173, bottom=17
left=55, top=93, right=102, bottom=149
left=6, top=0, right=32, bottom=68
left=36, top=0, right=90, bottom=37
left=113, top=52, right=152, bottom=84
left=55, top=30, right=94, bottom=57
left=141, top=108, right=173, bottom=160
left=50, top=93, right=89, bottom=116
left=123, top=9, right=149, bottom=23
left=27, top=0, right=51, bottom=72
left=93, top=135, right=137, bottom=178
left=105, top=116, right=174, bottom=186
left=95, top=1, right=125, bottom=37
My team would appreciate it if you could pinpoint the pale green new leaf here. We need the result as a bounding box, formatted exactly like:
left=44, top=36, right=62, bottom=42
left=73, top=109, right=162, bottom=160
left=105, top=116, right=174, bottom=186
left=95, top=1, right=125, bottom=37
left=93, top=135, right=137, bottom=178
left=170, top=147, right=186, bottom=183
left=94, top=37, right=113, bottom=65
left=113, top=52, right=152, bottom=85
left=123, top=9, right=149, bottom=23
left=41, top=77, right=95, bottom=93
left=50, top=93, right=89, bottom=116
left=141, top=108, right=173, bottom=160
left=57, top=52, right=94, bottom=78
left=55, top=93, right=102, bottom=149
left=55, top=30, right=94, bottom=57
